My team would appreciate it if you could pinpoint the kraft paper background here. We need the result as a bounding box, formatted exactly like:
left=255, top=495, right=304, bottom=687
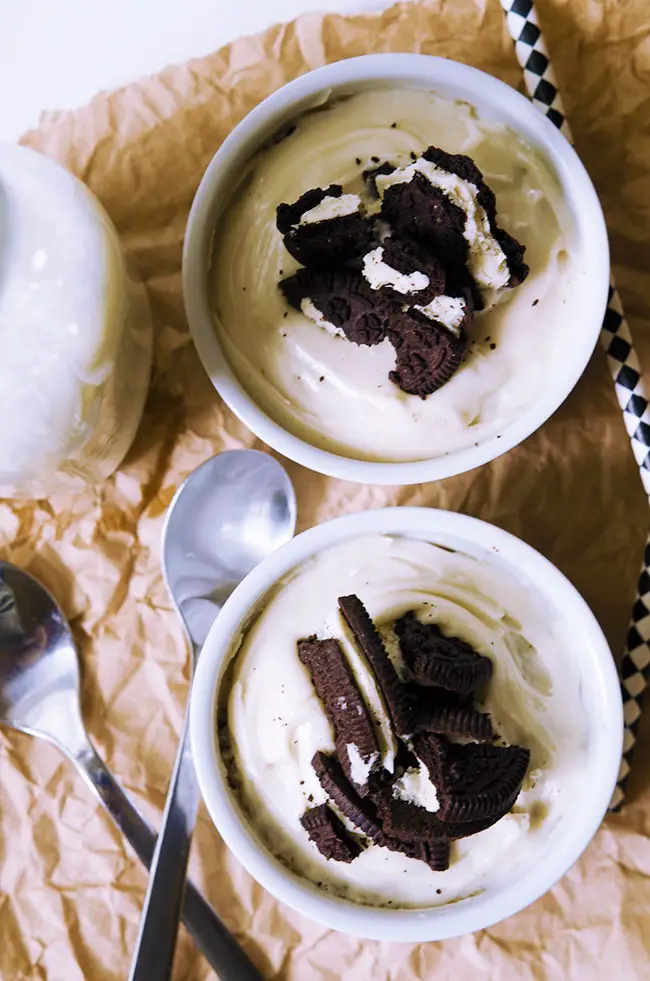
left=1, top=0, right=650, bottom=978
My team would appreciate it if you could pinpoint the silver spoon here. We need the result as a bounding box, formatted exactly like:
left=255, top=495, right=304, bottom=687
left=128, top=449, right=296, bottom=981
left=0, top=561, right=262, bottom=979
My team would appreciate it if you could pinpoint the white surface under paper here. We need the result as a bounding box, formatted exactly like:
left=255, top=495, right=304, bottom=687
left=0, top=0, right=396, bottom=141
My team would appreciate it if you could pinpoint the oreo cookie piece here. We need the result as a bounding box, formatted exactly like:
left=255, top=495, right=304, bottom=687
left=408, top=734, right=529, bottom=839
left=495, top=227, right=530, bottom=287
left=436, top=742, right=530, bottom=824
left=421, top=146, right=496, bottom=220
left=280, top=269, right=394, bottom=346
left=386, top=310, right=466, bottom=398
left=395, top=611, right=492, bottom=694
left=276, top=185, right=374, bottom=268
left=422, top=837, right=451, bottom=872
left=377, top=796, right=441, bottom=844
left=361, top=236, right=446, bottom=305
left=383, top=836, right=450, bottom=871
left=380, top=172, right=469, bottom=271
left=311, top=751, right=384, bottom=841
left=362, top=161, right=397, bottom=199
left=413, top=705, right=494, bottom=741
left=411, top=292, right=474, bottom=337
left=300, top=804, right=362, bottom=863
left=421, top=146, right=529, bottom=288
left=298, top=637, right=379, bottom=795
left=409, top=733, right=451, bottom=790
left=338, top=595, right=413, bottom=735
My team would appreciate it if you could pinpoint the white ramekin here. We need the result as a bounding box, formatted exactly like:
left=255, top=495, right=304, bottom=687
left=183, top=53, right=610, bottom=486
left=190, top=507, right=622, bottom=942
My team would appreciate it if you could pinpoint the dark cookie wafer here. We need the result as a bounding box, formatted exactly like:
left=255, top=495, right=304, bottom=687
left=280, top=269, right=394, bottom=347
left=434, top=811, right=508, bottom=840
left=298, top=636, right=379, bottom=793
left=413, top=705, right=494, bottom=741
left=338, top=595, right=413, bottom=735
left=422, top=837, right=451, bottom=872
left=436, top=742, right=530, bottom=824
left=300, top=804, right=362, bottom=863
left=276, top=185, right=374, bottom=268
left=311, top=752, right=451, bottom=865
left=311, top=751, right=384, bottom=841
left=421, top=146, right=529, bottom=288
left=386, top=310, right=466, bottom=398
left=404, top=682, right=466, bottom=711
left=380, top=172, right=469, bottom=271
left=421, top=147, right=496, bottom=220
left=362, top=161, right=396, bottom=199
left=276, top=185, right=343, bottom=234
left=410, top=732, right=452, bottom=790
left=363, top=236, right=446, bottom=305
left=384, top=836, right=450, bottom=871
left=408, top=734, right=527, bottom=838
left=495, top=227, right=530, bottom=288
left=395, top=611, right=492, bottom=694
left=377, top=796, right=441, bottom=844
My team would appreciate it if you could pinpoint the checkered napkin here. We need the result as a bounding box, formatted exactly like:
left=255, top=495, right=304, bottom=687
left=500, top=0, right=650, bottom=810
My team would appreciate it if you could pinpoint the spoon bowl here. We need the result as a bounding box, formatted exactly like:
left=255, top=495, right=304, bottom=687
left=163, top=449, right=296, bottom=646
left=0, top=563, right=83, bottom=748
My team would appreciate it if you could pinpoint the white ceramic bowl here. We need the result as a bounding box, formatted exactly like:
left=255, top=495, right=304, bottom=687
left=183, top=53, right=609, bottom=485
left=190, top=507, right=622, bottom=942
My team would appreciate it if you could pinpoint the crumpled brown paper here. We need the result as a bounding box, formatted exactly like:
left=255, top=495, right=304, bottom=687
left=1, top=1, right=650, bottom=978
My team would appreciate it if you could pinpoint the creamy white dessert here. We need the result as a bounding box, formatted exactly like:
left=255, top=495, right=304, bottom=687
left=209, top=88, right=575, bottom=463
left=223, top=535, right=588, bottom=908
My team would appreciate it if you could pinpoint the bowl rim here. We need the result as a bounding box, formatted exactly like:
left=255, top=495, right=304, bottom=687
left=189, top=506, right=623, bottom=942
left=183, top=53, right=610, bottom=486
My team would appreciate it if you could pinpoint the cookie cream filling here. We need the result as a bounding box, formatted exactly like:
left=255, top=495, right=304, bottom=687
left=300, top=297, right=344, bottom=337
left=392, top=764, right=440, bottom=813
left=224, top=534, right=588, bottom=908
left=298, top=193, right=362, bottom=225
left=362, top=246, right=430, bottom=294
left=414, top=295, right=467, bottom=334
left=210, top=88, right=575, bottom=462
left=347, top=744, right=378, bottom=786
left=375, top=158, right=509, bottom=290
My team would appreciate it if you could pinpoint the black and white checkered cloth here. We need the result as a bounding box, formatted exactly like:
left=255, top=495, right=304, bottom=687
left=500, top=0, right=650, bottom=810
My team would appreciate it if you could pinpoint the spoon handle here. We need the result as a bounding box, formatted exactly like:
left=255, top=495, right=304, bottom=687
left=72, top=739, right=264, bottom=981
left=128, top=707, right=202, bottom=981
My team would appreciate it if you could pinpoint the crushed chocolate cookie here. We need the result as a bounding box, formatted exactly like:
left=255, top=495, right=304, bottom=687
left=362, top=235, right=446, bottom=304
left=311, top=751, right=384, bottom=841
left=280, top=268, right=395, bottom=346
left=436, top=742, right=531, bottom=824
left=395, top=611, right=492, bottom=694
left=386, top=310, right=467, bottom=398
left=298, top=636, right=379, bottom=794
left=338, top=594, right=413, bottom=735
left=413, top=704, right=494, bottom=741
left=276, top=185, right=374, bottom=268
left=300, top=804, right=362, bottom=863
left=362, top=161, right=396, bottom=199
left=381, top=173, right=469, bottom=271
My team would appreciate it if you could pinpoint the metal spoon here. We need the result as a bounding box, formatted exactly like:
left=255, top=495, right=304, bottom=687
left=128, top=449, right=296, bottom=981
left=0, top=561, right=262, bottom=979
